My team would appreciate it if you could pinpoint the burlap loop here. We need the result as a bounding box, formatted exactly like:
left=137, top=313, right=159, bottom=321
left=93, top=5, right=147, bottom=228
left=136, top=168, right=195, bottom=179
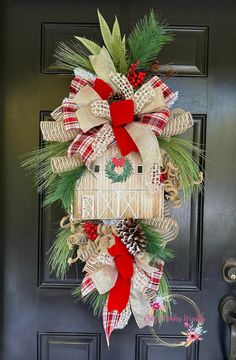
left=40, top=120, right=78, bottom=142
left=51, top=105, right=63, bottom=121
left=51, top=156, right=82, bottom=174
left=161, top=108, right=194, bottom=137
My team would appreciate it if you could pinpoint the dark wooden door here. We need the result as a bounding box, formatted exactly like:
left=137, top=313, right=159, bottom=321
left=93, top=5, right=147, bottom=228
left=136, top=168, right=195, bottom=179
left=2, top=1, right=236, bottom=359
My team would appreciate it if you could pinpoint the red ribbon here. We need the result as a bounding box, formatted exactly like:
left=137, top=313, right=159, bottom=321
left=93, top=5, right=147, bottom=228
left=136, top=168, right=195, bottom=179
left=110, top=100, right=139, bottom=156
left=107, top=235, right=134, bottom=313
left=93, top=78, right=139, bottom=157
left=93, top=78, right=113, bottom=100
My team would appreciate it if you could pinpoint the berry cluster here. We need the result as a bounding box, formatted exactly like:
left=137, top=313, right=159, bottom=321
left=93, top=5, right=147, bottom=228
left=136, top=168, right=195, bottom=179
left=83, top=221, right=98, bottom=241
left=127, top=60, right=146, bottom=88
left=160, top=172, right=168, bottom=183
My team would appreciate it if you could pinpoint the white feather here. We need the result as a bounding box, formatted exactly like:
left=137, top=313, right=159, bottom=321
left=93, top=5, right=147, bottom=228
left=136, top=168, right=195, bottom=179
left=74, top=67, right=96, bottom=81
left=166, top=91, right=179, bottom=107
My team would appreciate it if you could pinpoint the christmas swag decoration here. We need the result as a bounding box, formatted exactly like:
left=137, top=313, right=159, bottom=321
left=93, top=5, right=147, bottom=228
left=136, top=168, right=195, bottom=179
left=22, top=10, right=204, bottom=348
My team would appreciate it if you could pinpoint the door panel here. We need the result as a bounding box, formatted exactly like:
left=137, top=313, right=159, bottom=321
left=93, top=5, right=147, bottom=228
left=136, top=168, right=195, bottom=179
left=2, top=1, right=236, bottom=359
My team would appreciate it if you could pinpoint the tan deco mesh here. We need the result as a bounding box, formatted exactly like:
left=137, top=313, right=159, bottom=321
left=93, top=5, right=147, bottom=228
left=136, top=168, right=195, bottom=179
left=143, top=216, right=179, bottom=244
left=161, top=108, right=194, bottom=137
left=134, top=78, right=156, bottom=113
left=40, top=120, right=78, bottom=142
left=50, top=156, right=82, bottom=174
left=51, top=105, right=63, bottom=121
left=91, top=123, right=115, bottom=160
left=110, top=73, right=134, bottom=99
left=91, top=100, right=111, bottom=119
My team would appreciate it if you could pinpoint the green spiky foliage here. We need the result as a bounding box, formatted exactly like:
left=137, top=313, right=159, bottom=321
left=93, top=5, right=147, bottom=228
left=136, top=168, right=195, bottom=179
left=141, top=223, right=174, bottom=262
left=48, top=226, right=76, bottom=279
left=21, top=141, right=86, bottom=213
left=96, top=10, right=128, bottom=73
left=54, top=40, right=94, bottom=72
left=73, top=284, right=108, bottom=317
left=21, top=141, right=69, bottom=192
left=159, top=137, right=204, bottom=200
left=54, top=10, right=128, bottom=74
left=127, top=9, right=173, bottom=69
left=44, top=166, right=86, bottom=213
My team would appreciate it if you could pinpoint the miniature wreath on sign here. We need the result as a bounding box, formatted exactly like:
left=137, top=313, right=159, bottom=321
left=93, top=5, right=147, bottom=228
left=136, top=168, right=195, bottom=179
left=105, top=157, right=133, bottom=183
left=22, top=9, right=205, bottom=348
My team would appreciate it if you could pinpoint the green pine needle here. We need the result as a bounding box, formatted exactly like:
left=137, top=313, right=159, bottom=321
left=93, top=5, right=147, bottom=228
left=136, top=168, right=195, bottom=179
left=54, top=40, right=94, bottom=72
left=21, top=142, right=70, bottom=193
left=48, top=226, right=75, bottom=279
left=73, top=284, right=108, bottom=317
left=159, top=137, right=204, bottom=200
left=141, top=223, right=174, bottom=262
left=44, top=166, right=86, bottom=213
left=127, top=9, right=173, bottom=69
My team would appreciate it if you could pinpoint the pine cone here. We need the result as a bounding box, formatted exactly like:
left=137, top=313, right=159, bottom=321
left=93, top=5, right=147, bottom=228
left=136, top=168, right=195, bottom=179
left=116, top=218, right=147, bottom=255
left=108, top=93, right=125, bottom=104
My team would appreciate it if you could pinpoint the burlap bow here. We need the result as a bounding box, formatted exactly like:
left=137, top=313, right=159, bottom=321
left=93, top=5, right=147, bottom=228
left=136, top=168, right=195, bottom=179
left=40, top=47, right=194, bottom=173
left=80, top=237, right=164, bottom=347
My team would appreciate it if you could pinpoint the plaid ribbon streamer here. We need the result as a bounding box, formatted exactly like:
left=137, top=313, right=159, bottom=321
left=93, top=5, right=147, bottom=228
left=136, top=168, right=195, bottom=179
left=81, top=272, right=96, bottom=297
left=137, top=108, right=170, bottom=135
left=69, top=76, right=93, bottom=98
left=102, top=259, right=164, bottom=346
left=63, top=77, right=94, bottom=131
left=62, top=75, right=175, bottom=167
left=153, top=77, right=176, bottom=104
left=102, top=302, right=132, bottom=348
left=144, top=261, right=164, bottom=300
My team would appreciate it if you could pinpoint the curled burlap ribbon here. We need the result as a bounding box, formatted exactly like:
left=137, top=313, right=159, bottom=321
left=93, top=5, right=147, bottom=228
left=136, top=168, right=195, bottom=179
left=61, top=215, right=116, bottom=270
left=162, top=159, right=182, bottom=208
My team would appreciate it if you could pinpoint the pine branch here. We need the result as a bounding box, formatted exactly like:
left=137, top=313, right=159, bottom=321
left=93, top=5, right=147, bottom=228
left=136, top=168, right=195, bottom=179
left=48, top=226, right=75, bottom=279
left=127, top=9, right=173, bottom=69
left=73, top=284, right=108, bottom=317
left=141, top=223, right=174, bottom=262
left=54, top=40, right=94, bottom=72
left=21, top=142, right=70, bottom=193
left=44, top=166, right=86, bottom=213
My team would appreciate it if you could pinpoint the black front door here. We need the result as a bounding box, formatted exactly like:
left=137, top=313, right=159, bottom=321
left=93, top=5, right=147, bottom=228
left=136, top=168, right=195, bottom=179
left=2, top=1, right=236, bottom=359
